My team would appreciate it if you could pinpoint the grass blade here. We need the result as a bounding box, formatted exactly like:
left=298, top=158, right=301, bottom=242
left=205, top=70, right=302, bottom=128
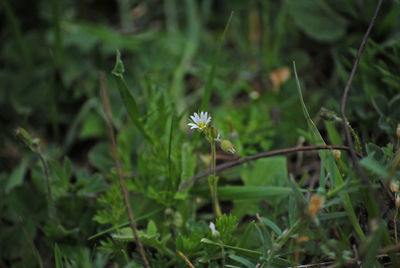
left=229, top=254, right=255, bottom=268
left=54, top=243, right=64, bottom=268
left=259, top=217, right=282, bottom=236
left=192, top=186, right=292, bottom=200
left=201, top=238, right=261, bottom=257
left=112, top=50, right=154, bottom=144
left=88, top=207, right=162, bottom=240
left=293, top=61, right=365, bottom=241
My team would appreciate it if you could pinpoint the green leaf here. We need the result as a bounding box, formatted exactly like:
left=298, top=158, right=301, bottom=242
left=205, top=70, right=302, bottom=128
left=229, top=254, right=255, bottom=268
left=88, top=208, right=162, bottom=240
left=177, top=142, right=196, bottom=195
left=78, top=111, right=106, bottom=139
left=112, top=50, right=154, bottom=144
left=360, top=222, right=384, bottom=268
left=6, top=157, right=29, bottom=193
left=360, top=154, right=389, bottom=179
left=77, top=173, right=109, bottom=196
left=88, top=142, right=114, bottom=172
left=146, top=220, right=158, bottom=236
left=259, top=217, right=282, bottom=236
left=238, top=220, right=255, bottom=248
left=286, top=0, right=347, bottom=42
left=54, top=243, right=63, bottom=268
left=293, top=62, right=365, bottom=240
left=216, top=214, right=238, bottom=244
left=241, top=157, right=288, bottom=187
left=112, top=221, right=174, bottom=256
left=318, top=211, right=347, bottom=221
left=200, top=238, right=261, bottom=257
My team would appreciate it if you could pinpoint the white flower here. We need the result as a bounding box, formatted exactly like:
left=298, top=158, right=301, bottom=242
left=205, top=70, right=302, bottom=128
left=209, top=222, right=220, bottom=237
left=214, top=133, right=222, bottom=142
left=188, top=111, right=211, bottom=131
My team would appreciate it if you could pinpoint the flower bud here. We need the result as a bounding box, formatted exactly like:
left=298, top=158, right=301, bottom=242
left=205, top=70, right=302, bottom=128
left=333, top=150, right=341, bottom=160
left=319, top=107, right=342, bottom=123
left=220, top=140, right=236, bottom=154
left=15, top=127, right=40, bottom=152
left=390, top=181, right=399, bottom=194
left=396, top=194, right=400, bottom=209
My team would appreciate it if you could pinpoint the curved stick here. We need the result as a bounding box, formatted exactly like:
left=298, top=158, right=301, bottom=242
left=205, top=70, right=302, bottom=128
left=340, top=0, right=385, bottom=212
left=179, top=145, right=358, bottom=191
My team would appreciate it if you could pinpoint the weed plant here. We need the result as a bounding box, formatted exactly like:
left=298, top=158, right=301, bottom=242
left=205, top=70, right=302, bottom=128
left=2, top=0, right=400, bottom=267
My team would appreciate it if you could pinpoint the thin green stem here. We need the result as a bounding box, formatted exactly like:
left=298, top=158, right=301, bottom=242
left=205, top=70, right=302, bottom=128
left=394, top=209, right=398, bottom=244
left=209, top=141, right=221, bottom=216
left=38, top=150, right=56, bottom=221
left=266, top=220, right=302, bottom=263
left=219, top=238, right=226, bottom=267
left=395, top=193, right=398, bottom=244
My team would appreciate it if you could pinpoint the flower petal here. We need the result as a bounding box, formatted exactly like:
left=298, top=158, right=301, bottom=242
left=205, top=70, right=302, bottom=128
left=188, top=123, right=199, bottom=129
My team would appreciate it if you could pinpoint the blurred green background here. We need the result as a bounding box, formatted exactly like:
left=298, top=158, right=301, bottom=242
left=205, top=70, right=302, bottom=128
left=2, top=0, right=400, bottom=267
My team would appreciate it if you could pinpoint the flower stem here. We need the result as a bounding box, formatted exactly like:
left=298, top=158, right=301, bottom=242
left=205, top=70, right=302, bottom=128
left=38, top=150, right=56, bottom=221
left=209, top=141, right=221, bottom=217
left=394, top=209, right=398, bottom=244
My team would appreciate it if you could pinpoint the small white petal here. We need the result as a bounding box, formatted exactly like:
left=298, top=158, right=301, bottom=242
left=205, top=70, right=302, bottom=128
left=188, top=124, right=199, bottom=129
left=209, top=222, right=216, bottom=232
left=209, top=222, right=219, bottom=237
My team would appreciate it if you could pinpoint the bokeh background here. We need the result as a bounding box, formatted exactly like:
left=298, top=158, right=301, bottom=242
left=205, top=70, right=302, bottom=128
left=2, top=0, right=400, bottom=267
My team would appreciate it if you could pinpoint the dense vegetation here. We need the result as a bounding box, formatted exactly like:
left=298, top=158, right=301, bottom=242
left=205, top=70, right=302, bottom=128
left=2, top=0, right=400, bottom=267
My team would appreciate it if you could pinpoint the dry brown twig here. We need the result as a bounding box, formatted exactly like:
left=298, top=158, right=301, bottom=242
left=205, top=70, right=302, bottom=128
left=100, top=72, right=150, bottom=268
left=180, top=145, right=359, bottom=191
left=340, top=0, right=386, bottom=213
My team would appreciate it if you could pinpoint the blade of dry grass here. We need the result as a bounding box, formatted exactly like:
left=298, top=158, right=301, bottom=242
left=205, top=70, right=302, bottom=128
left=99, top=72, right=150, bottom=268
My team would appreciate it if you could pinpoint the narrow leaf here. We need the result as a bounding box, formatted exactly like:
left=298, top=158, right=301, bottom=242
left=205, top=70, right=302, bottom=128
left=259, top=217, right=282, bottom=235
left=293, top=61, right=365, bottom=240
left=54, top=243, right=63, bottom=268
left=112, top=50, right=154, bottom=144
left=229, top=254, right=255, bottom=268
left=192, top=186, right=292, bottom=200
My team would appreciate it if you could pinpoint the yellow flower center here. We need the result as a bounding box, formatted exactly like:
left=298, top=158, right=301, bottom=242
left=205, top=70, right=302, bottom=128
left=198, top=122, right=206, bottom=129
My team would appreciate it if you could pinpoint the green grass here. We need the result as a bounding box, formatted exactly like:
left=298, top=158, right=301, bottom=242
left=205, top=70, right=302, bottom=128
left=2, top=1, right=400, bottom=267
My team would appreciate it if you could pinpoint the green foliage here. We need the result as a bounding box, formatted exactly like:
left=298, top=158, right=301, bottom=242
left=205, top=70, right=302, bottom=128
left=93, top=183, right=126, bottom=226
left=286, top=0, right=347, bottom=42
left=3, top=0, right=400, bottom=267
left=216, top=214, right=238, bottom=244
